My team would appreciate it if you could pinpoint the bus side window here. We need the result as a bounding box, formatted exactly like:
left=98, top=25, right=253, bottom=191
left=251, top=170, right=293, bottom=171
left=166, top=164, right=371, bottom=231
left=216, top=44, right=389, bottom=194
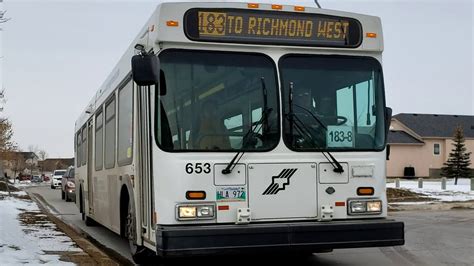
left=118, top=81, right=133, bottom=166
left=81, top=126, right=87, bottom=166
left=104, top=98, right=116, bottom=169
left=76, top=132, right=81, bottom=167
left=95, top=110, right=104, bottom=171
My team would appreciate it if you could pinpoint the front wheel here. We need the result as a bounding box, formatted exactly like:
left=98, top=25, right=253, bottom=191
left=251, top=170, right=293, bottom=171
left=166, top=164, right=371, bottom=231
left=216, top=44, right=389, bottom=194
left=126, top=199, right=153, bottom=264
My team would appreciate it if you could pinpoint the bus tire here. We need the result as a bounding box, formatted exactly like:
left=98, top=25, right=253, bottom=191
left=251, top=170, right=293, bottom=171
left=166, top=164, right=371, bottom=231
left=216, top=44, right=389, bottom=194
left=126, top=195, right=151, bottom=264
left=85, top=216, right=96, bottom=226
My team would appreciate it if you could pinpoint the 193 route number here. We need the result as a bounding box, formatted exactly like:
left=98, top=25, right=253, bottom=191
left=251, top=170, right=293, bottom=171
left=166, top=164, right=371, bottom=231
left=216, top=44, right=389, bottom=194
left=186, top=163, right=211, bottom=174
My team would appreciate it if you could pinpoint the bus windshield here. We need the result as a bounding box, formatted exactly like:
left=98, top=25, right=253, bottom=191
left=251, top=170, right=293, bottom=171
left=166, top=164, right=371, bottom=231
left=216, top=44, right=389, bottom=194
left=157, top=50, right=279, bottom=152
left=280, top=55, right=386, bottom=151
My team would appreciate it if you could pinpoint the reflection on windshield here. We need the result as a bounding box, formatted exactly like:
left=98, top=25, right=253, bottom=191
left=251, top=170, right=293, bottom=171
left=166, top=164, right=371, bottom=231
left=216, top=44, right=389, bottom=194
left=157, top=50, right=279, bottom=152
left=280, top=55, right=386, bottom=151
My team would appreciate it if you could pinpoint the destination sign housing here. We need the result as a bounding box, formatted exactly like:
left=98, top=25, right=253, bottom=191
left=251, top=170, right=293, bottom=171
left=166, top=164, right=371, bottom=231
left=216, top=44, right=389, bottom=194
left=185, top=9, right=362, bottom=47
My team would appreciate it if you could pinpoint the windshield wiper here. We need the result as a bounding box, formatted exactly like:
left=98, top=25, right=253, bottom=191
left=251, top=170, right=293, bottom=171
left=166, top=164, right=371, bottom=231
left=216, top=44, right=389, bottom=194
left=222, top=77, right=272, bottom=175
left=287, top=82, right=344, bottom=173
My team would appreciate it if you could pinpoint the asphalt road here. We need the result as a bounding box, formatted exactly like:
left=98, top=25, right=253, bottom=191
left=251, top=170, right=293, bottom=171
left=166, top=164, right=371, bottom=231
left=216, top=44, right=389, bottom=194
left=26, top=184, right=474, bottom=266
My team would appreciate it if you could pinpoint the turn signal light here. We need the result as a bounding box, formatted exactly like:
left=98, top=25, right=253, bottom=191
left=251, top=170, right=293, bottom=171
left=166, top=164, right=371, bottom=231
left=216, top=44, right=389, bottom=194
left=166, top=20, right=179, bottom=27
left=248, top=3, right=259, bottom=8
left=357, top=187, right=374, bottom=196
left=186, top=191, right=206, bottom=200
left=366, top=32, right=377, bottom=38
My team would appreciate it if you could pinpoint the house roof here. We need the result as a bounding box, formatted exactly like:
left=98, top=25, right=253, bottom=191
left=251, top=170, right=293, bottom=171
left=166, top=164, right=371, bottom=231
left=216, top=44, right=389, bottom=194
left=393, top=113, right=474, bottom=138
left=38, top=158, right=74, bottom=172
left=15, top=152, right=38, bottom=160
left=388, top=130, right=424, bottom=144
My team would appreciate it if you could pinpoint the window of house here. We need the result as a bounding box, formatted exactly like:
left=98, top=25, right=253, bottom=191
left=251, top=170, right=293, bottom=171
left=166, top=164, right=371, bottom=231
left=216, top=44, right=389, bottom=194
left=434, top=143, right=440, bottom=155
left=95, top=110, right=104, bottom=171
left=105, top=98, right=116, bottom=169
left=118, top=81, right=133, bottom=166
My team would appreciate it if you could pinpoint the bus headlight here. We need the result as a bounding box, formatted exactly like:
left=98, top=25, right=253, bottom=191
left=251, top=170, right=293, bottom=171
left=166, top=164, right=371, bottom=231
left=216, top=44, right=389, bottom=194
left=178, top=206, right=197, bottom=219
left=177, top=204, right=215, bottom=220
left=348, top=199, right=382, bottom=215
left=350, top=201, right=366, bottom=213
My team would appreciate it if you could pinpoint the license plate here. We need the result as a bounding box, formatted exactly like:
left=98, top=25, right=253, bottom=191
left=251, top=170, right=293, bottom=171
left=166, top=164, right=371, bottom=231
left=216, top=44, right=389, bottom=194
left=216, top=187, right=246, bottom=202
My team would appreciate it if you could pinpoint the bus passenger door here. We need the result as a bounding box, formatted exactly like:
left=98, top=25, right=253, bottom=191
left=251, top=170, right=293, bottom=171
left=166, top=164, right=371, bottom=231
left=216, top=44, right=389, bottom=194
left=87, top=120, right=94, bottom=215
left=137, top=84, right=153, bottom=243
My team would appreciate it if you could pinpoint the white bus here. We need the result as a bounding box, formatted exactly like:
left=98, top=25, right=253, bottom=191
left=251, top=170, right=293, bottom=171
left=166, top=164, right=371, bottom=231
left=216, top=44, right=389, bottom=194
left=75, top=2, right=404, bottom=263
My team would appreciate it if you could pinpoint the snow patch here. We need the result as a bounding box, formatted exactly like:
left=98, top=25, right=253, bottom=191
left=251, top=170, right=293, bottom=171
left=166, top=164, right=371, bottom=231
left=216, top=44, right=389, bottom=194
left=0, top=196, right=80, bottom=265
left=387, top=178, right=474, bottom=202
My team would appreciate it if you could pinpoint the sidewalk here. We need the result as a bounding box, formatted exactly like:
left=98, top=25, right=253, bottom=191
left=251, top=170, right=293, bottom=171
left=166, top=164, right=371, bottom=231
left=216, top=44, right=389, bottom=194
left=0, top=185, right=118, bottom=265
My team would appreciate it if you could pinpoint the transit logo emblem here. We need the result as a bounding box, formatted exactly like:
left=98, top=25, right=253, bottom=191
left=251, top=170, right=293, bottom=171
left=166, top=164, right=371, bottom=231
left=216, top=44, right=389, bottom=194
left=262, top=169, right=297, bottom=195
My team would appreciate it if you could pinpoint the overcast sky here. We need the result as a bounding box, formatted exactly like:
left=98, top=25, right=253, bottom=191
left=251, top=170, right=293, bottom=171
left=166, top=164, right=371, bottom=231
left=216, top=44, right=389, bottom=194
left=1, top=0, right=473, bottom=157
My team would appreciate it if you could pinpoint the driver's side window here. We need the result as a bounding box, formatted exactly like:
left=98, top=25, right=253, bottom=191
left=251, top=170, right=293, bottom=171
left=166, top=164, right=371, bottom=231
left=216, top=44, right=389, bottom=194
left=336, top=86, right=354, bottom=127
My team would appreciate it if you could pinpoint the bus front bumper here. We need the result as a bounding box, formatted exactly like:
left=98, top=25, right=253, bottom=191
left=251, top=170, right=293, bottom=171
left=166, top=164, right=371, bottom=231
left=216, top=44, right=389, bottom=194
left=155, top=219, right=404, bottom=257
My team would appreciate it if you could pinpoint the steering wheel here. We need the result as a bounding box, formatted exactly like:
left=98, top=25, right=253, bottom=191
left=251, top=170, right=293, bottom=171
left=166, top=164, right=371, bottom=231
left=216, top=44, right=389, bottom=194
left=242, top=132, right=264, bottom=149
left=319, top=115, right=348, bottom=126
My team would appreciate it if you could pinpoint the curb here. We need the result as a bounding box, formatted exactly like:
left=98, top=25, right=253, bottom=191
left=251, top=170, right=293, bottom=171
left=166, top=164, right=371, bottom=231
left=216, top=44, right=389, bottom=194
left=26, top=190, right=134, bottom=266
left=389, top=201, right=474, bottom=211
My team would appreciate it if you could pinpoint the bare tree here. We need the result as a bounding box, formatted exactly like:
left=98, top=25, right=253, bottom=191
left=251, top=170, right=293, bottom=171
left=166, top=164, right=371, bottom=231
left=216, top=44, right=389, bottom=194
left=28, top=144, right=39, bottom=154
left=38, top=149, right=48, bottom=161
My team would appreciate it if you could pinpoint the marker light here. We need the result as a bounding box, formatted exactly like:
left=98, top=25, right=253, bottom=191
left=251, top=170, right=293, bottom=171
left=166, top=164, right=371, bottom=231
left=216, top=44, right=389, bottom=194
left=294, top=6, right=305, bottom=12
left=166, top=20, right=179, bottom=27
left=248, top=3, right=259, bottom=8
left=366, top=32, right=377, bottom=38
left=272, top=4, right=283, bottom=10
left=218, top=205, right=230, bottom=211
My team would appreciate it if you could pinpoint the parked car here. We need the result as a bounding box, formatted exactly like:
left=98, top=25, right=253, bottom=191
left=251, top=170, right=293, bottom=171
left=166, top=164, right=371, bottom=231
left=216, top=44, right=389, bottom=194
left=61, top=167, right=75, bottom=202
left=50, top=169, right=66, bottom=189
left=31, top=175, right=42, bottom=183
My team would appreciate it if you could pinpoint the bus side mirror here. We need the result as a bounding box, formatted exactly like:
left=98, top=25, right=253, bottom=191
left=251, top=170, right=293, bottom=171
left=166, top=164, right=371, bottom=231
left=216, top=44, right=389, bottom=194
left=131, top=54, right=160, bottom=87
left=385, top=107, right=392, bottom=137
left=159, top=70, right=167, bottom=96
left=385, top=107, right=392, bottom=161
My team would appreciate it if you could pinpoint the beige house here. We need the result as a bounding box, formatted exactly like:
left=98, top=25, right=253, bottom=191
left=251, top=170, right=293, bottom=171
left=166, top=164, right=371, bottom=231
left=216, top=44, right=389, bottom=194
left=2, top=152, right=39, bottom=177
left=387, top=113, right=474, bottom=178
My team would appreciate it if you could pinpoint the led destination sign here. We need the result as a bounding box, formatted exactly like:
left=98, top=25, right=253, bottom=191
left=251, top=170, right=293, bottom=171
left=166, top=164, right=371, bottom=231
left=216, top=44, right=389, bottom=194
left=185, top=9, right=362, bottom=47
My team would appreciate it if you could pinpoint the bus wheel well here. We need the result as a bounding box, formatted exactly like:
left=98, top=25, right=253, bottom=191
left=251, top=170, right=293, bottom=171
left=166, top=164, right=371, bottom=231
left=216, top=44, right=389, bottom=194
left=120, top=185, right=130, bottom=238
